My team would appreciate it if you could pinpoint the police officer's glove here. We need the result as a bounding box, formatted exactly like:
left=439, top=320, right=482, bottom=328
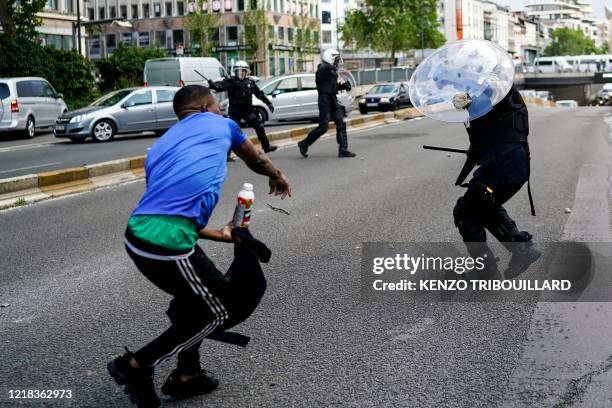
left=342, top=81, right=352, bottom=92
left=268, top=104, right=275, bottom=113
left=207, top=79, right=215, bottom=88
left=452, top=92, right=471, bottom=110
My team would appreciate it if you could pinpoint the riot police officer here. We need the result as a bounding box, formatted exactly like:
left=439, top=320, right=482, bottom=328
left=209, top=60, right=277, bottom=153
left=297, top=49, right=356, bottom=158
left=452, top=85, right=540, bottom=278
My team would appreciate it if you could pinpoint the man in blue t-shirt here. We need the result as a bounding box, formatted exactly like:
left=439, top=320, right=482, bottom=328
left=107, top=85, right=291, bottom=407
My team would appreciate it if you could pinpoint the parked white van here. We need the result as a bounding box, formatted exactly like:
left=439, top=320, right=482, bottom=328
left=143, top=57, right=228, bottom=87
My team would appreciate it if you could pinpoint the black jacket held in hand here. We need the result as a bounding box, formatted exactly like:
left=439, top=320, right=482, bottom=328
left=209, top=77, right=272, bottom=108
left=466, top=85, right=529, bottom=159
left=315, top=62, right=351, bottom=95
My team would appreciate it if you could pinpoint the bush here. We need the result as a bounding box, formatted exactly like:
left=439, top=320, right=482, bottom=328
left=0, top=34, right=97, bottom=109
left=96, top=43, right=166, bottom=93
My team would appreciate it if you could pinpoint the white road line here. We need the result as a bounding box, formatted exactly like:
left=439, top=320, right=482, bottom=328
left=0, top=141, right=61, bottom=154
left=0, top=162, right=61, bottom=175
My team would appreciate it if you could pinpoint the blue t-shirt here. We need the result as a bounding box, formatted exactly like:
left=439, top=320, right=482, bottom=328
left=131, top=112, right=247, bottom=228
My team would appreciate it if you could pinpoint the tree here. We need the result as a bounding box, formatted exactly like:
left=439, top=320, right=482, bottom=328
left=292, top=2, right=319, bottom=71
left=184, top=0, right=219, bottom=57
left=0, top=0, right=47, bottom=40
left=96, top=43, right=166, bottom=92
left=340, top=0, right=445, bottom=64
left=243, top=1, right=269, bottom=75
left=544, top=28, right=603, bottom=56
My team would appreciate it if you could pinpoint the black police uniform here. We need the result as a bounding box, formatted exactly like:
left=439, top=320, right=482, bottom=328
left=209, top=77, right=275, bottom=151
left=453, top=85, right=534, bottom=256
left=298, top=61, right=352, bottom=156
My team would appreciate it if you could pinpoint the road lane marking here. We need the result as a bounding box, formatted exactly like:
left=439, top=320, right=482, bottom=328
left=0, top=141, right=62, bottom=154
left=0, top=162, right=62, bottom=175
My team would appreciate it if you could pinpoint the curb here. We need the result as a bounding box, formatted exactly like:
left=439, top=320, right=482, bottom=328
left=7, top=102, right=556, bottom=209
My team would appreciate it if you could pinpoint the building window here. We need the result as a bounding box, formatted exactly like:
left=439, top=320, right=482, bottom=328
left=165, top=1, right=172, bottom=15
left=99, top=6, right=105, bottom=19
left=107, top=34, right=116, bottom=48
left=139, top=32, right=150, bottom=46
left=143, top=3, right=150, bottom=17
left=120, top=5, right=127, bottom=18
left=131, top=4, right=138, bottom=18
left=66, top=0, right=73, bottom=13
left=226, top=26, right=238, bottom=45
left=173, top=29, right=184, bottom=46
left=155, top=31, right=166, bottom=47
left=88, top=7, right=94, bottom=20
left=47, top=0, right=58, bottom=10
left=110, top=5, right=116, bottom=18
left=121, top=32, right=133, bottom=45
left=322, top=30, right=331, bottom=43
left=269, top=56, right=275, bottom=75
left=177, top=1, right=184, bottom=15
left=287, top=27, right=293, bottom=42
left=278, top=26, right=284, bottom=42
left=268, top=25, right=274, bottom=41
left=238, top=0, right=244, bottom=10
left=322, top=10, right=331, bottom=24
left=154, top=3, right=161, bottom=16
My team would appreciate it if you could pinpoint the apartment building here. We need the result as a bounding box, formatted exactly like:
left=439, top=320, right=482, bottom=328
left=86, top=0, right=320, bottom=76
left=37, top=0, right=88, bottom=55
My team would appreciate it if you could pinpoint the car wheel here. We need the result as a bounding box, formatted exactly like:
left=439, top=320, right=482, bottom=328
left=392, top=101, right=400, bottom=111
left=23, top=116, right=35, bottom=139
left=253, top=107, right=267, bottom=124
left=359, top=107, right=368, bottom=115
left=92, top=119, right=115, bottom=142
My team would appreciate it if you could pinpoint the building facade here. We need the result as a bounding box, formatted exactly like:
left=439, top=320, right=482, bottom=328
left=37, top=0, right=88, bottom=55
left=86, top=0, right=320, bottom=77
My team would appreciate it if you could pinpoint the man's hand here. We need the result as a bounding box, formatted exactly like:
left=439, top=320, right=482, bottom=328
left=198, top=221, right=234, bottom=242
left=269, top=174, right=291, bottom=199
left=268, top=103, right=275, bottom=113
left=343, top=81, right=352, bottom=92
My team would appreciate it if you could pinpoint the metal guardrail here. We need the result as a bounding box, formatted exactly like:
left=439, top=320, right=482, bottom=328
left=351, top=68, right=415, bottom=86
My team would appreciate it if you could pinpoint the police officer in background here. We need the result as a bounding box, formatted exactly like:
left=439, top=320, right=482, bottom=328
left=209, top=60, right=278, bottom=153
left=452, top=85, right=540, bottom=278
left=297, top=49, right=356, bottom=158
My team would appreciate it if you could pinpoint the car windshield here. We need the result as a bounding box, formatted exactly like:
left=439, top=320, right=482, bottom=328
left=91, top=89, right=133, bottom=107
left=369, top=85, right=398, bottom=94
left=259, top=78, right=278, bottom=94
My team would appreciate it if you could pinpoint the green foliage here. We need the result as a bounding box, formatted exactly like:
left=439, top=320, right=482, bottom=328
left=184, top=0, right=219, bottom=57
left=243, top=6, right=268, bottom=63
left=544, top=28, right=603, bottom=56
left=96, top=43, right=166, bottom=92
left=0, top=0, right=47, bottom=39
left=340, top=0, right=445, bottom=61
left=0, top=34, right=97, bottom=109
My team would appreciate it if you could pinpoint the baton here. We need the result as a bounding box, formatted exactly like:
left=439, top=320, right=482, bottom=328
left=423, top=145, right=468, bottom=154
left=194, top=69, right=209, bottom=82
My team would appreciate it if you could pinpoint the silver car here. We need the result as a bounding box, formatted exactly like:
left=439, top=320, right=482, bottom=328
left=54, top=86, right=179, bottom=142
left=220, top=73, right=354, bottom=124
left=0, top=77, right=68, bottom=138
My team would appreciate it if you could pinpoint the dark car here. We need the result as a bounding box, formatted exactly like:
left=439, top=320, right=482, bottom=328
left=358, top=82, right=412, bottom=114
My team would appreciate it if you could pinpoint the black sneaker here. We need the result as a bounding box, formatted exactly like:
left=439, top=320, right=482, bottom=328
left=338, top=150, right=357, bottom=158
left=504, top=242, right=542, bottom=279
left=263, top=145, right=278, bottom=153
left=161, top=369, right=219, bottom=401
left=107, top=347, right=160, bottom=408
left=297, top=141, right=308, bottom=158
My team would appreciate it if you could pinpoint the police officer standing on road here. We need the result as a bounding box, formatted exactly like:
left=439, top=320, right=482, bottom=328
left=208, top=60, right=278, bottom=153
left=452, top=85, right=541, bottom=278
left=297, top=49, right=356, bottom=158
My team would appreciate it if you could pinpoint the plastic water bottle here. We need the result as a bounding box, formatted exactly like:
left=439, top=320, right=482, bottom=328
left=232, top=183, right=255, bottom=228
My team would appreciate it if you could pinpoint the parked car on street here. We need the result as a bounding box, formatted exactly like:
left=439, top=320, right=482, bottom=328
left=556, top=100, right=579, bottom=108
left=220, top=73, right=354, bottom=124
left=0, top=77, right=68, bottom=138
left=54, top=86, right=179, bottom=143
left=358, top=82, right=412, bottom=114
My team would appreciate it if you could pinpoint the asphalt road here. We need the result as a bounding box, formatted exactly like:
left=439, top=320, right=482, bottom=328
left=0, top=111, right=362, bottom=179
left=0, top=106, right=611, bottom=407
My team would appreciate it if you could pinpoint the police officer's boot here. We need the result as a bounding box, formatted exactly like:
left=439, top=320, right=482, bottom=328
left=337, top=124, right=356, bottom=158
left=504, top=232, right=542, bottom=279
left=463, top=242, right=500, bottom=281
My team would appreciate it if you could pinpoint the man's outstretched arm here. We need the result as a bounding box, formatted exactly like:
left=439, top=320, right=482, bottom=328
left=233, top=139, right=292, bottom=199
